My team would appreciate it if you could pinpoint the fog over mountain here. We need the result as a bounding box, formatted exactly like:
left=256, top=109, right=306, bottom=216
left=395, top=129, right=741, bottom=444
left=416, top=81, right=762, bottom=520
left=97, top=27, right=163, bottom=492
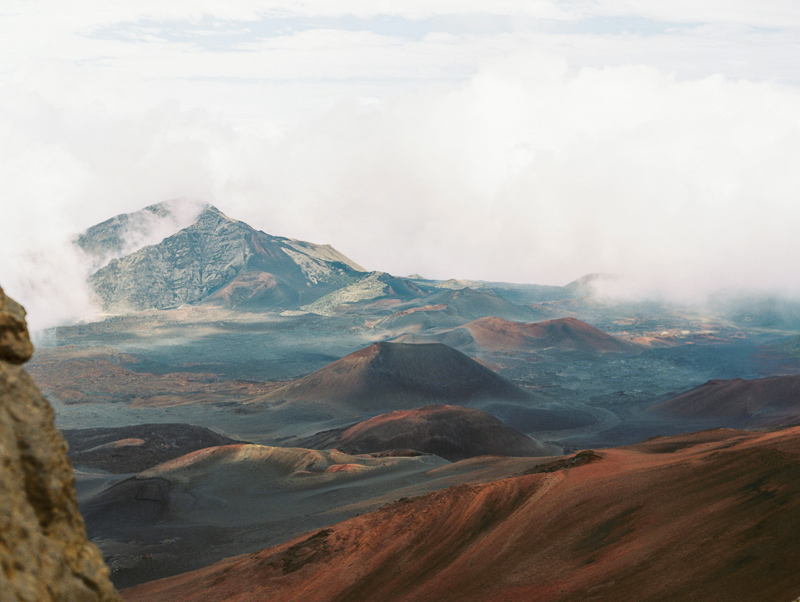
left=2, top=2, right=800, bottom=330
left=6, top=6, right=800, bottom=601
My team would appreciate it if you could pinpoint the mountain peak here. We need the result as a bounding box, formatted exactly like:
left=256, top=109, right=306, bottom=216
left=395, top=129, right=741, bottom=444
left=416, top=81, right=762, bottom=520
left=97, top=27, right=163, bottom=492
left=76, top=198, right=209, bottom=268
left=84, top=201, right=367, bottom=312
left=262, top=341, right=531, bottom=414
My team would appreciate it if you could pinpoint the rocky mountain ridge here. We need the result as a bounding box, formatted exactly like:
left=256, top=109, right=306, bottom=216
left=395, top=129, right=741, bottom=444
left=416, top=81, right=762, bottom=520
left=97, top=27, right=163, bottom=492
left=87, top=204, right=367, bottom=311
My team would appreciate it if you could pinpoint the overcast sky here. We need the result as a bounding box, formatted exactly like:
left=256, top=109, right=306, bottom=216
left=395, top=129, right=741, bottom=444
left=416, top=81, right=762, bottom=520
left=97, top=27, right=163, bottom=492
left=2, top=1, right=800, bottom=328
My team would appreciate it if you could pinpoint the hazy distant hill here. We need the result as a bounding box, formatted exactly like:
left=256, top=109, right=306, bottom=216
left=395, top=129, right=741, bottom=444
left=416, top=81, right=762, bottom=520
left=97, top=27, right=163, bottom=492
left=423, top=287, right=548, bottom=322
left=261, top=341, right=532, bottom=414
left=302, top=271, right=432, bottom=315
left=766, top=334, right=800, bottom=358
left=457, top=316, right=642, bottom=353
left=563, top=272, right=616, bottom=296
left=85, top=204, right=367, bottom=311
left=709, top=292, right=800, bottom=330
left=376, top=287, right=550, bottom=332
left=650, top=374, right=800, bottom=427
left=407, top=275, right=576, bottom=304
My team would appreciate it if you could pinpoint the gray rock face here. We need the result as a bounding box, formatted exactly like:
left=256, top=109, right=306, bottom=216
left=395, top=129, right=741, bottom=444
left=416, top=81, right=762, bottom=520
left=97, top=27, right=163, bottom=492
left=0, top=286, right=120, bottom=602
left=87, top=205, right=366, bottom=311
left=78, top=201, right=173, bottom=260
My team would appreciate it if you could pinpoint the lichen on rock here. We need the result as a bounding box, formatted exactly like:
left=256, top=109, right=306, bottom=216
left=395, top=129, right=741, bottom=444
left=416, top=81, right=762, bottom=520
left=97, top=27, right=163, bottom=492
left=0, top=285, right=120, bottom=601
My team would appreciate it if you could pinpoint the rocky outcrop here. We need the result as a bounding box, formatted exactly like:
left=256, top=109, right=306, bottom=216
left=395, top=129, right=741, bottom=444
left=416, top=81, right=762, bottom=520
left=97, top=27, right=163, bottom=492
left=0, top=289, right=33, bottom=364
left=75, top=200, right=207, bottom=270
left=0, top=286, right=120, bottom=601
left=302, top=271, right=430, bottom=315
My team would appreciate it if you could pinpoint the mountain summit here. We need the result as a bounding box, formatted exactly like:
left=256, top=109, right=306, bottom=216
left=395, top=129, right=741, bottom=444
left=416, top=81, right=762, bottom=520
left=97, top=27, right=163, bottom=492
left=262, top=341, right=532, bottom=414
left=83, top=203, right=366, bottom=311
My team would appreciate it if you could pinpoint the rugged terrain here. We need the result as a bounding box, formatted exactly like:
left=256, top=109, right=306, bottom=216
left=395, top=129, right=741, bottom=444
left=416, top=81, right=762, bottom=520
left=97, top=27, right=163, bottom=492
left=375, top=287, right=552, bottom=332
left=20, top=202, right=800, bottom=598
left=122, top=425, right=800, bottom=602
left=87, top=204, right=366, bottom=311
left=78, top=443, right=559, bottom=588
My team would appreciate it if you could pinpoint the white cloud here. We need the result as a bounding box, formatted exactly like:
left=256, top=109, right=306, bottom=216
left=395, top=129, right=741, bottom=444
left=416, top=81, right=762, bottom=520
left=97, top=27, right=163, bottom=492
left=580, top=0, right=800, bottom=29
left=2, top=1, right=800, bottom=328
left=238, top=59, right=800, bottom=299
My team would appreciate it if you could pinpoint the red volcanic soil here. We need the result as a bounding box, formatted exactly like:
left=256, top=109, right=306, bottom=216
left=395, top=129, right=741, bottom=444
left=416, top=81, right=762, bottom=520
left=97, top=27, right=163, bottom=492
left=461, top=316, right=641, bottom=353
left=650, top=374, right=800, bottom=427
left=123, top=426, right=800, bottom=602
left=261, top=342, right=532, bottom=414
left=293, top=404, right=554, bottom=461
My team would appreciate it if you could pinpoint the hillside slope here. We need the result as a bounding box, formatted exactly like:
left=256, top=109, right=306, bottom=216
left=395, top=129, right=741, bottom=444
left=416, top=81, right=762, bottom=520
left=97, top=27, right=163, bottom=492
left=649, top=374, right=800, bottom=427
left=261, top=342, right=532, bottom=414
left=460, top=316, right=641, bottom=353
left=294, top=404, right=557, bottom=460
left=123, top=426, right=800, bottom=602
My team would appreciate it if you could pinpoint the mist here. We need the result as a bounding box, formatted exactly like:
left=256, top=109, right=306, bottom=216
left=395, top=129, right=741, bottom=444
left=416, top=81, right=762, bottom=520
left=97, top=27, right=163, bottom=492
left=2, top=11, right=800, bottom=330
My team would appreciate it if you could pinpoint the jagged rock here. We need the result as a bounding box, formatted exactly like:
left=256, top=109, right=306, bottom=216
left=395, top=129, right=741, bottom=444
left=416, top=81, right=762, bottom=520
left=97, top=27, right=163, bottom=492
left=86, top=204, right=366, bottom=311
left=76, top=200, right=203, bottom=269
left=0, top=286, right=120, bottom=601
left=0, top=287, right=34, bottom=364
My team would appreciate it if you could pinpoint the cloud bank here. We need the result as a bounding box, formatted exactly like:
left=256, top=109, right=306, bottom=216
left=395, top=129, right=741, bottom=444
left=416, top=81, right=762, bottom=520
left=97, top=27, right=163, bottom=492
left=1, top=3, right=800, bottom=328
